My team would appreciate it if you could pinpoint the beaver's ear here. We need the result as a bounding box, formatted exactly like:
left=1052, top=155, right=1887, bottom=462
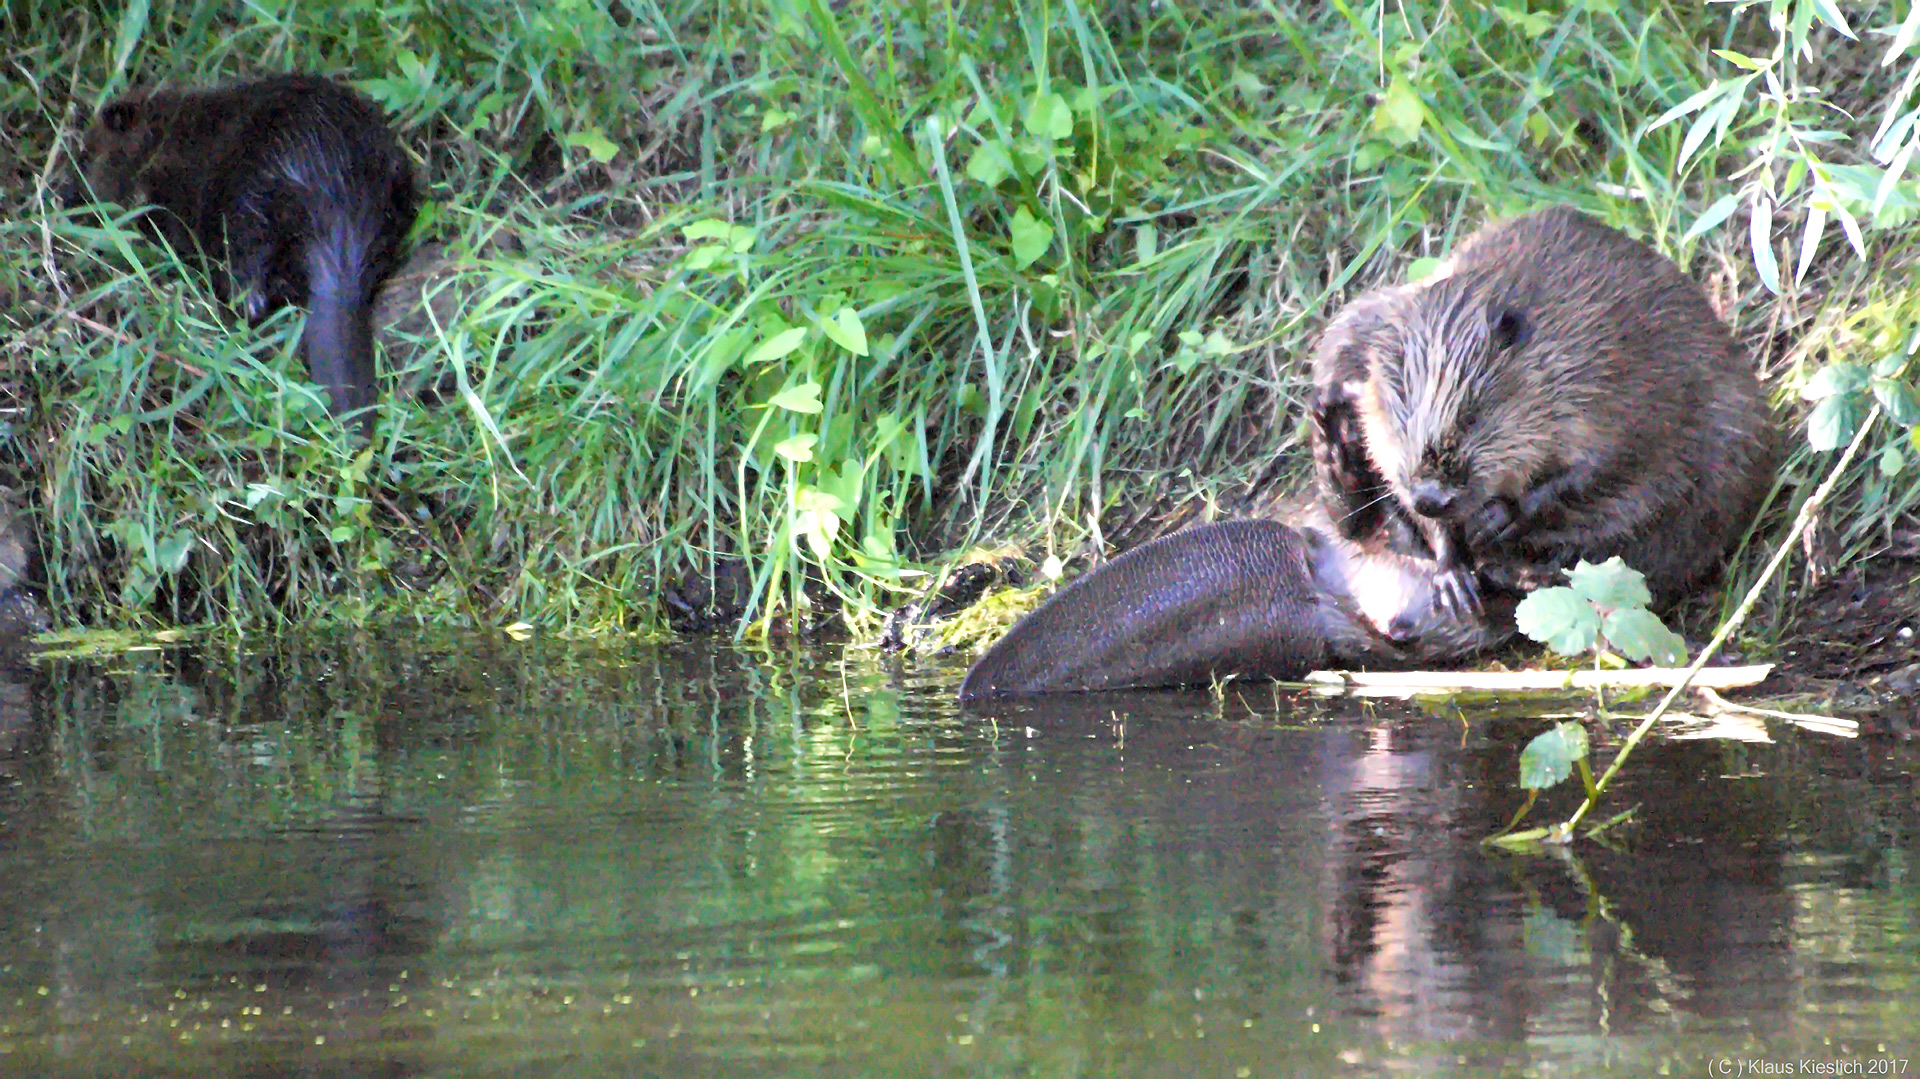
left=96, top=101, right=143, bottom=133
left=1487, top=301, right=1530, bottom=352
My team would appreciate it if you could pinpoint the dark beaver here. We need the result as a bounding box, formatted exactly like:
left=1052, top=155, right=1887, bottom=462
left=956, top=512, right=1511, bottom=699
left=75, top=74, right=418, bottom=420
left=1309, top=205, right=1771, bottom=615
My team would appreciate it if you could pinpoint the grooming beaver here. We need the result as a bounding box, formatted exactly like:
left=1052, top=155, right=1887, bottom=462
left=959, top=206, right=1771, bottom=697
left=1309, top=205, right=1771, bottom=616
left=957, top=508, right=1512, bottom=698
left=75, top=74, right=418, bottom=420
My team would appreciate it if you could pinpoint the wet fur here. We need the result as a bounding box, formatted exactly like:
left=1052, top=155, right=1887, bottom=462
left=1311, top=206, right=1772, bottom=608
left=77, top=74, right=417, bottom=419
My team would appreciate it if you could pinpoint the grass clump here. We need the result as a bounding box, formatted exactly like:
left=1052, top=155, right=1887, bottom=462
left=2, top=0, right=1917, bottom=642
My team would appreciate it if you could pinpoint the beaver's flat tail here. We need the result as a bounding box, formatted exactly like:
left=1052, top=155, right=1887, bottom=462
left=300, top=286, right=375, bottom=418
left=299, top=208, right=386, bottom=423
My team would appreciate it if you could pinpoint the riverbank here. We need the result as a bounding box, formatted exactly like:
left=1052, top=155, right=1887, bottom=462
left=4, top=1, right=1915, bottom=655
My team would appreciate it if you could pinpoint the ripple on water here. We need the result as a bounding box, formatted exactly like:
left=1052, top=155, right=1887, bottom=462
left=0, top=635, right=1911, bottom=1078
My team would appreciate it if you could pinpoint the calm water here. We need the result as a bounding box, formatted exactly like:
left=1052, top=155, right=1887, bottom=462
left=0, top=635, right=1912, bottom=1078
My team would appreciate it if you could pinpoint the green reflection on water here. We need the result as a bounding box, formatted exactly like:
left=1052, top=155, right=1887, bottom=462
left=0, top=633, right=1911, bottom=1078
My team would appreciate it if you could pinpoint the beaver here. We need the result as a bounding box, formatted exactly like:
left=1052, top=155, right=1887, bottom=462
left=956, top=510, right=1512, bottom=699
left=1309, top=205, right=1772, bottom=616
left=74, top=74, right=418, bottom=421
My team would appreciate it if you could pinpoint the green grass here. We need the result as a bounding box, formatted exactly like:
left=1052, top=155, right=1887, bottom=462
left=3, top=0, right=1917, bottom=639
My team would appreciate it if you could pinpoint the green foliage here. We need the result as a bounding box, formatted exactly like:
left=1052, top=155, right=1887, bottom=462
left=1515, top=558, right=1688, bottom=666
left=1635, top=4, right=1920, bottom=558
left=1651, top=2, right=1904, bottom=287
left=1487, top=720, right=1598, bottom=847
left=1783, top=290, right=1920, bottom=569
left=4, top=0, right=1916, bottom=635
left=1518, top=720, right=1591, bottom=793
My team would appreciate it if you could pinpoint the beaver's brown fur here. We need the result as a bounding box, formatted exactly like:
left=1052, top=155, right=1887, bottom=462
left=1309, top=205, right=1772, bottom=614
left=75, top=74, right=418, bottom=420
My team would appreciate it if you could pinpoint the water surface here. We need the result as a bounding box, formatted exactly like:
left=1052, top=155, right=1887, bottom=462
left=0, top=636, right=1912, bottom=1077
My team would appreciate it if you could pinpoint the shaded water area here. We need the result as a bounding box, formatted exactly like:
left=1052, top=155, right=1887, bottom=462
left=0, top=635, right=1912, bottom=1078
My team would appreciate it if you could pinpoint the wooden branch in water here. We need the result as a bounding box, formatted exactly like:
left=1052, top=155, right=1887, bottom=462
left=1300, top=663, right=1774, bottom=698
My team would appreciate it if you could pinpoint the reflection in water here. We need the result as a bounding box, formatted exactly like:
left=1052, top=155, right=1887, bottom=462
left=0, top=638, right=1910, bottom=1077
left=1315, top=722, right=1814, bottom=1059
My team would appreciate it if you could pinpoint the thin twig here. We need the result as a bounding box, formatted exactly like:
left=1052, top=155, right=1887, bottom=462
left=1696, top=685, right=1859, bottom=738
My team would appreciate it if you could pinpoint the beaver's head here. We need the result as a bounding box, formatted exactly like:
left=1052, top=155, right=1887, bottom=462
left=1359, top=270, right=1568, bottom=543
left=74, top=91, right=168, bottom=206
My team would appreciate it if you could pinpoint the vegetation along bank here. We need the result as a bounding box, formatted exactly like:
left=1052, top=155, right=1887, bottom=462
left=4, top=2, right=1917, bottom=683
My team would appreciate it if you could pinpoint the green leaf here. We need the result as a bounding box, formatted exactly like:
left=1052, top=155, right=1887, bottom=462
left=1872, top=377, right=1920, bottom=425
left=1601, top=608, right=1688, bottom=665
left=1024, top=91, right=1073, bottom=140
left=767, top=382, right=823, bottom=414
left=684, top=219, right=739, bottom=244
left=796, top=507, right=839, bottom=559
left=794, top=486, right=846, bottom=560
left=1135, top=224, right=1158, bottom=263
left=1515, top=587, right=1603, bottom=655
left=773, top=433, right=817, bottom=462
left=1492, top=5, right=1554, bottom=35
left=817, top=461, right=861, bottom=513
left=1679, top=81, right=1747, bottom=167
left=796, top=486, right=848, bottom=516
left=1884, top=0, right=1920, bottom=65
left=1829, top=200, right=1867, bottom=261
left=471, top=91, right=506, bottom=126
left=1801, top=361, right=1869, bottom=400
left=1010, top=206, right=1053, bottom=269
left=1804, top=0, right=1856, bottom=39
left=819, top=307, right=869, bottom=357
left=1873, top=141, right=1913, bottom=218
left=1710, top=48, right=1768, bottom=71
left=155, top=531, right=195, bottom=574
left=565, top=127, right=619, bottom=164
left=1683, top=193, right=1743, bottom=241
left=1881, top=443, right=1907, bottom=477
left=1750, top=193, right=1781, bottom=295
left=1373, top=75, right=1426, bottom=145
left=1519, top=722, right=1590, bottom=792
left=1650, top=80, right=1733, bottom=132
left=965, top=139, right=1016, bottom=186
left=1793, top=206, right=1827, bottom=284
left=760, top=108, right=794, bottom=132
left=1405, top=256, right=1443, bottom=282
left=1806, top=394, right=1863, bottom=452
left=1566, top=557, right=1652, bottom=611
left=748, top=327, right=809, bottom=364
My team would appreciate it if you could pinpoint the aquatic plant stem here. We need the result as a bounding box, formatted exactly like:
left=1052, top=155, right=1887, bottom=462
left=1560, top=404, right=1881, bottom=837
